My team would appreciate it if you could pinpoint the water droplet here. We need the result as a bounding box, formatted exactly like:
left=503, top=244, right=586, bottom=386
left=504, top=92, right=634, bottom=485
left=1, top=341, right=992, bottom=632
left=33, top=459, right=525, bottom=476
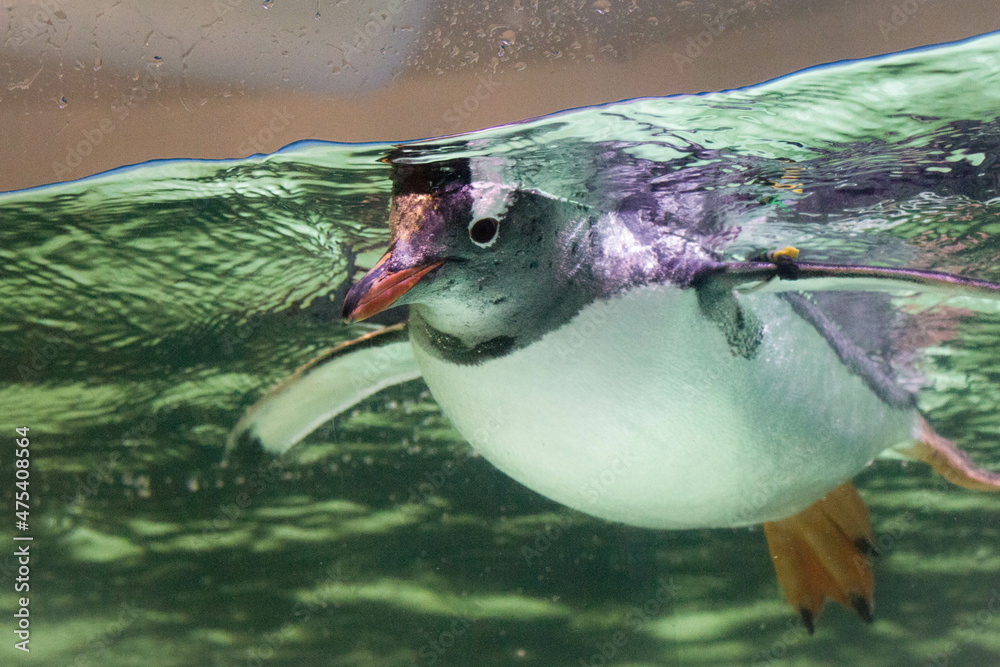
left=592, top=0, right=611, bottom=14
left=497, top=29, right=516, bottom=57
left=647, top=16, right=659, bottom=25
left=58, top=96, right=67, bottom=108
left=514, top=61, right=527, bottom=71
left=93, top=55, right=102, bottom=71
left=262, top=0, right=272, bottom=8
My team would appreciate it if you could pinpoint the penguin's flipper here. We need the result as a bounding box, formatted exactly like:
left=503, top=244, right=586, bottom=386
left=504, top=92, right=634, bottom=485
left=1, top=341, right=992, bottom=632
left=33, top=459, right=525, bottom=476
left=695, top=282, right=764, bottom=359
left=894, top=418, right=1000, bottom=492
left=764, top=482, right=877, bottom=633
left=225, top=323, right=420, bottom=460
left=697, top=257, right=1000, bottom=311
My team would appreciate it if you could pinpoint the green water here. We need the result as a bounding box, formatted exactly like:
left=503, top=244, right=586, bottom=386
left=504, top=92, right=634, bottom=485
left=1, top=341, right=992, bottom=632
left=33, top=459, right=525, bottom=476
left=2, top=32, right=1000, bottom=666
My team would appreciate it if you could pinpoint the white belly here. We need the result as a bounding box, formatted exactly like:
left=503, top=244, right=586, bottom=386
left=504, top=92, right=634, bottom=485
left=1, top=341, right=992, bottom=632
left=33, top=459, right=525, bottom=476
left=412, top=284, right=916, bottom=529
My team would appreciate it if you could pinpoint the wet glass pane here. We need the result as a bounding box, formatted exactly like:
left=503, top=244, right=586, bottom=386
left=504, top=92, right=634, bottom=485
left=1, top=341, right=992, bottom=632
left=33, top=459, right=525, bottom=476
left=2, top=3, right=1000, bottom=666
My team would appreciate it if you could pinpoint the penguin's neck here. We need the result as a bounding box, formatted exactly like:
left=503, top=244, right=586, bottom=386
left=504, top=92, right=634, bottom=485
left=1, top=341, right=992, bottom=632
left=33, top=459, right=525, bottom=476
left=410, top=212, right=717, bottom=365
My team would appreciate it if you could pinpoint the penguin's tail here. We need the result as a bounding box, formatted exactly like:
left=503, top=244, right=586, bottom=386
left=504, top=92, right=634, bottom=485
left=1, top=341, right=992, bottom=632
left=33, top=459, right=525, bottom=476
left=896, top=418, right=1000, bottom=492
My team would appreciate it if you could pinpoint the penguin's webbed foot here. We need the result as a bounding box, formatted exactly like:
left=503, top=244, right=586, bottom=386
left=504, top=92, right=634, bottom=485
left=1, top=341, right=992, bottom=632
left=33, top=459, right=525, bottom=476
left=763, top=481, right=876, bottom=634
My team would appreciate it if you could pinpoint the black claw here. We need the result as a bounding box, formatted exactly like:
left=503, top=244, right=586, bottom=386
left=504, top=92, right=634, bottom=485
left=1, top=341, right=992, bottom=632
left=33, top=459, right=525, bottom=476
left=799, top=608, right=815, bottom=635
left=855, top=537, right=880, bottom=558
left=849, top=594, right=874, bottom=624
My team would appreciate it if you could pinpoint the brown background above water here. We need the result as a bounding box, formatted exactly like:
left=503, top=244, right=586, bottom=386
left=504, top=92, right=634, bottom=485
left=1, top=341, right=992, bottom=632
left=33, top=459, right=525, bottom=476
left=1, top=0, right=998, bottom=192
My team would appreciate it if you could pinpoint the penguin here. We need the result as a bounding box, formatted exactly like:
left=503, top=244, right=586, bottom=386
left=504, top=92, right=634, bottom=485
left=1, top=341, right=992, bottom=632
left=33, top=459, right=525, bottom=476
left=228, top=155, right=1000, bottom=633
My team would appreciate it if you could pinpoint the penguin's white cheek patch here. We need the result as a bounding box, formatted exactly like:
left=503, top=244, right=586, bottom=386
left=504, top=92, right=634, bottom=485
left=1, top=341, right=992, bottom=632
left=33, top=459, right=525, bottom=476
left=466, top=182, right=513, bottom=249
left=469, top=182, right=513, bottom=224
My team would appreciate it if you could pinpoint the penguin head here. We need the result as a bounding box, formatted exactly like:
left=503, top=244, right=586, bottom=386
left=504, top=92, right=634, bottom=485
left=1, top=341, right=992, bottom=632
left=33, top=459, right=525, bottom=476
left=343, top=158, right=596, bottom=345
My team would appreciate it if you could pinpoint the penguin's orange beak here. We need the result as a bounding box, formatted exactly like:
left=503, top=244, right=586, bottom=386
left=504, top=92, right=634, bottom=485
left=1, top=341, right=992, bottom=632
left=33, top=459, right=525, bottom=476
left=343, top=251, right=443, bottom=322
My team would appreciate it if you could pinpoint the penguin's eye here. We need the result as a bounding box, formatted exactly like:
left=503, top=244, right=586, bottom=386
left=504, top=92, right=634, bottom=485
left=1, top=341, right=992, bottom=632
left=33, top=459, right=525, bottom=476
left=468, top=217, right=500, bottom=247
